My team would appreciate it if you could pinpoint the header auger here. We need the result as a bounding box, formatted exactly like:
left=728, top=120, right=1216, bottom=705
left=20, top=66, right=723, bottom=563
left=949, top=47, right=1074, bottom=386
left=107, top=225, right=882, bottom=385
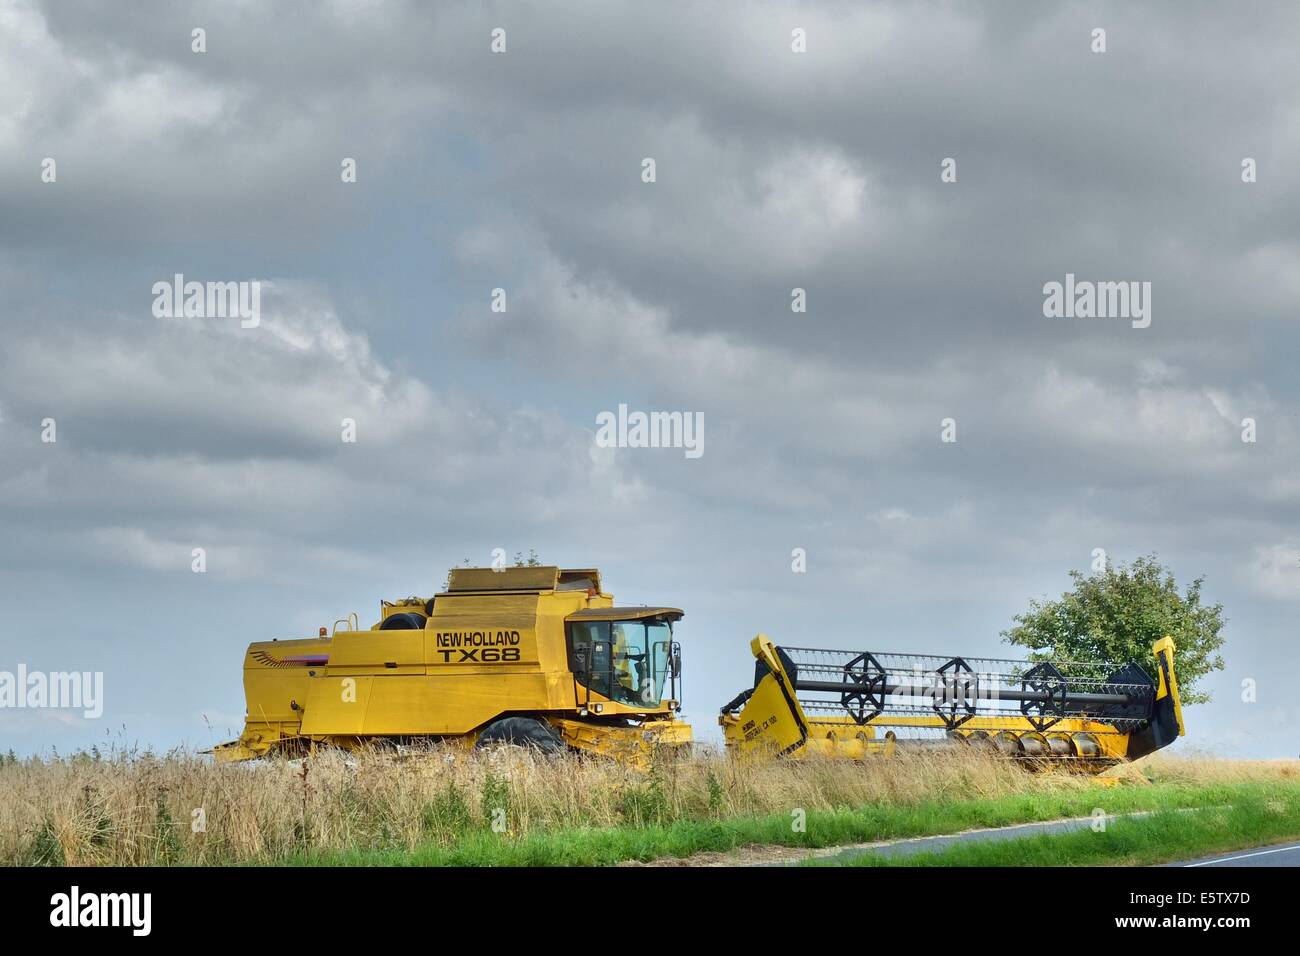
left=720, top=635, right=1184, bottom=769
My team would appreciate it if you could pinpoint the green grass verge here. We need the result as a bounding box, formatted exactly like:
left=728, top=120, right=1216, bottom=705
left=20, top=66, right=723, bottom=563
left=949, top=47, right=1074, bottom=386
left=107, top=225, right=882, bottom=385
left=277, top=780, right=1300, bottom=867
left=813, top=786, right=1300, bottom=867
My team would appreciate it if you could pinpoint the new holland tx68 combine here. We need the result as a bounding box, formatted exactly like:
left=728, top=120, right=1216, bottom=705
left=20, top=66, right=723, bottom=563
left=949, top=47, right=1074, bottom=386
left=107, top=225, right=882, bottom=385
left=216, top=566, right=690, bottom=765
left=218, top=564, right=1183, bottom=770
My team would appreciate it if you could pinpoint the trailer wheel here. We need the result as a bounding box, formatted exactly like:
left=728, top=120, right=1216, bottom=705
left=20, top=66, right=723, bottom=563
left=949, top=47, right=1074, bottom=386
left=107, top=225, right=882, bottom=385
left=474, top=717, right=565, bottom=756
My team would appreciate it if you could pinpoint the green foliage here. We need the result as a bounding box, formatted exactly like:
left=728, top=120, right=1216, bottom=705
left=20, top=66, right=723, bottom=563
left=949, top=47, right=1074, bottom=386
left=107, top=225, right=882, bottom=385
left=288, top=780, right=1298, bottom=867
left=618, top=767, right=670, bottom=826
left=829, top=788, right=1300, bottom=868
left=1002, top=555, right=1225, bottom=704
left=480, top=772, right=511, bottom=832
left=705, top=771, right=725, bottom=814
left=153, top=795, right=183, bottom=864
left=422, top=781, right=473, bottom=840
left=28, top=820, right=65, bottom=866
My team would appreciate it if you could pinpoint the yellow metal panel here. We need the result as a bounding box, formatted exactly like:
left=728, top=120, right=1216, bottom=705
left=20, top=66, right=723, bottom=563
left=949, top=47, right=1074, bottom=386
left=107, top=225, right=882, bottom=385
left=426, top=627, right=539, bottom=670
left=446, top=566, right=558, bottom=592
left=300, top=673, right=559, bottom=735
left=553, top=718, right=691, bottom=768
left=1152, top=635, right=1185, bottom=736
left=240, top=637, right=330, bottom=725
left=426, top=593, right=541, bottom=670
left=722, top=676, right=807, bottom=756
left=300, top=676, right=375, bottom=734
left=326, top=629, right=425, bottom=674
left=430, top=593, right=540, bottom=628
left=535, top=589, right=590, bottom=673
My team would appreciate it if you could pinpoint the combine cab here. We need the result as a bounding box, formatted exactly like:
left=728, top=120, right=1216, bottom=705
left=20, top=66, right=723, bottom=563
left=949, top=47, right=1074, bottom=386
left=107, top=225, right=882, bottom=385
left=216, top=566, right=690, bottom=767
left=720, top=635, right=1184, bottom=769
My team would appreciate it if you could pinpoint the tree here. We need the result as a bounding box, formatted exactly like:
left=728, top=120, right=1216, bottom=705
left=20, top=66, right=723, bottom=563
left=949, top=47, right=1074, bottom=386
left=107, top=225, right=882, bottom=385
left=1002, top=555, right=1225, bottom=705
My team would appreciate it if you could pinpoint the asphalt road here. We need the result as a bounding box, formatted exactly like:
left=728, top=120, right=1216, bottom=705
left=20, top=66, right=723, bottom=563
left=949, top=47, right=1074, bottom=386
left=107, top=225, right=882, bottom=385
left=807, top=812, right=1300, bottom=866
left=810, top=814, right=1107, bottom=864
left=1170, top=842, right=1300, bottom=867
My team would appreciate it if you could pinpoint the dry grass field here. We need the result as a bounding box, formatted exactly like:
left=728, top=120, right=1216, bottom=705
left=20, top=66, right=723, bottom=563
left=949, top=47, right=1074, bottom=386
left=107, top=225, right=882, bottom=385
left=1, top=743, right=1295, bottom=866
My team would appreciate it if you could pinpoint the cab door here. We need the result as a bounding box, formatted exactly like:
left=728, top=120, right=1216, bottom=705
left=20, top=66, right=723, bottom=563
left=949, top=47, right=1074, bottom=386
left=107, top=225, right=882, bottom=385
left=567, top=620, right=612, bottom=701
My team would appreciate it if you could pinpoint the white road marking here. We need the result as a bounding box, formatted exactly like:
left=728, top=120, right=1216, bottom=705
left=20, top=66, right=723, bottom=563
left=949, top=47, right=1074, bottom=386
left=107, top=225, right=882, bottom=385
left=1183, top=843, right=1300, bottom=867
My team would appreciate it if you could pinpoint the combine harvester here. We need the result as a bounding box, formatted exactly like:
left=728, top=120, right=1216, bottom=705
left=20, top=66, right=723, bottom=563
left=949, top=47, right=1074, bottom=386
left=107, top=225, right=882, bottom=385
left=217, top=564, right=1183, bottom=771
left=720, top=634, right=1184, bottom=770
left=216, top=566, right=689, bottom=766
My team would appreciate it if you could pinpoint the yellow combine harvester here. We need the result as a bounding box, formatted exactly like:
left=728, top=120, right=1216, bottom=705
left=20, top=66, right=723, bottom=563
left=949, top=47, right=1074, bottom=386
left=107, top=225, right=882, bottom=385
left=720, top=634, right=1184, bottom=769
left=218, top=562, right=1184, bottom=772
left=216, top=566, right=690, bottom=765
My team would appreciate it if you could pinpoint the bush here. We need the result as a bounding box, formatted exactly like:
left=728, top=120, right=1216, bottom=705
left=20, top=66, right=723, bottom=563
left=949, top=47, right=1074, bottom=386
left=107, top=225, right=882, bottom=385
left=1002, top=555, right=1225, bottom=704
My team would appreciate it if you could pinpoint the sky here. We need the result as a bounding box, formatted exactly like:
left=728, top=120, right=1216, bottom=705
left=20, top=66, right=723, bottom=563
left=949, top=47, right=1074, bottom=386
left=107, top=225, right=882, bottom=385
left=0, top=0, right=1297, bottom=758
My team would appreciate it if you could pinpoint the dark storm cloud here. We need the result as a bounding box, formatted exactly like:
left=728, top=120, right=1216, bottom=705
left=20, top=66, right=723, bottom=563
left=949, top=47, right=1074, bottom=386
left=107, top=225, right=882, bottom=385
left=0, top=0, right=1296, bottom=755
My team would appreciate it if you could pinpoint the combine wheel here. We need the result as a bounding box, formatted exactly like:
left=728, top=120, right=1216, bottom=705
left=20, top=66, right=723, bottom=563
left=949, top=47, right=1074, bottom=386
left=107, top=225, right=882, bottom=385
left=474, top=717, right=565, bottom=756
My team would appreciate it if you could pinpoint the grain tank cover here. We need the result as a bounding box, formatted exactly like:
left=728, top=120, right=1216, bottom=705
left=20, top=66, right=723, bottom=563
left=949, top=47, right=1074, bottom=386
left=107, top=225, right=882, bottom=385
left=445, top=566, right=560, bottom=592
left=444, top=566, right=607, bottom=595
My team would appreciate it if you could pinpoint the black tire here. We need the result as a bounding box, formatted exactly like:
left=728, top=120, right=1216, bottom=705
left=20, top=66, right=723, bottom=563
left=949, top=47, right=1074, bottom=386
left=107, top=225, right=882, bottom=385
left=474, top=717, right=565, bottom=755
left=379, top=612, right=426, bottom=630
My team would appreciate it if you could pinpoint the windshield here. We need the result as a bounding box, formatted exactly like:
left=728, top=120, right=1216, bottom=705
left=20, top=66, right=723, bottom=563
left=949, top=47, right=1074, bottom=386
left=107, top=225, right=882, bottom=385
left=570, top=619, right=673, bottom=706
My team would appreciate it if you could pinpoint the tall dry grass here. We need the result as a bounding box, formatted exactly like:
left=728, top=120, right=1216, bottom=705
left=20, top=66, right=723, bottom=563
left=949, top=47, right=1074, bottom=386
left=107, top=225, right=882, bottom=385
left=1106, top=750, right=1300, bottom=787
left=0, top=744, right=1292, bottom=866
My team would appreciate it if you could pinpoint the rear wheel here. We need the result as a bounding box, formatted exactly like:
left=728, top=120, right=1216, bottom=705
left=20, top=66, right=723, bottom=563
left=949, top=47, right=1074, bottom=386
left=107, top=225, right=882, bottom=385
left=474, top=717, right=565, bottom=755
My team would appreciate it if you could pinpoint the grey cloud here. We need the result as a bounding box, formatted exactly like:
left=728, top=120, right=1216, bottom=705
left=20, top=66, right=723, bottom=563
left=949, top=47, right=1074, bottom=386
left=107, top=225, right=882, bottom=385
left=1, top=0, right=1297, bottom=757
